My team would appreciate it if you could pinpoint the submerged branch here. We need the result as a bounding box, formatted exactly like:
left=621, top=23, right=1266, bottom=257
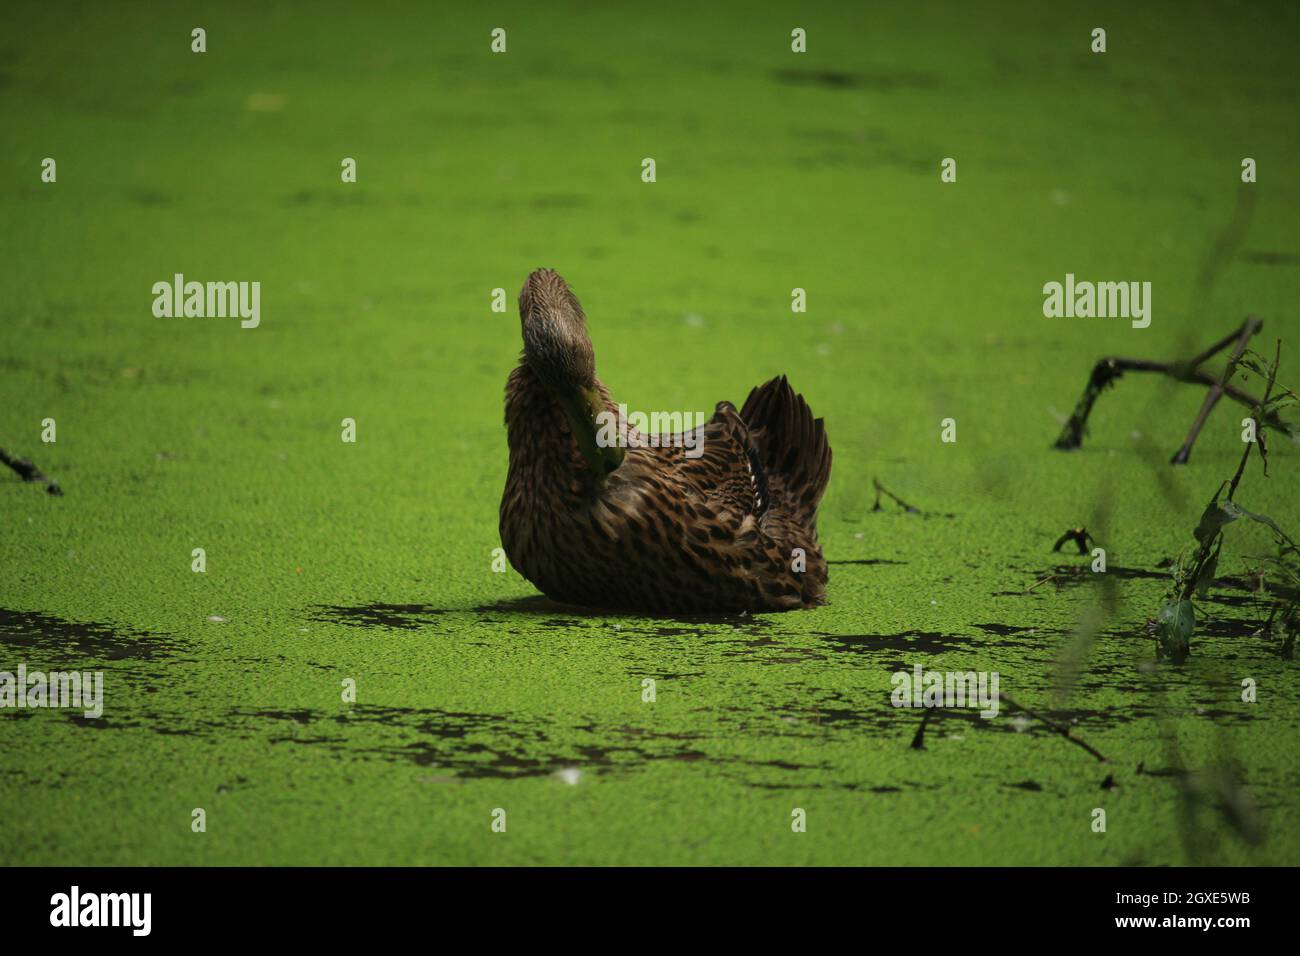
left=0, top=447, right=62, bottom=496
left=1052, top=317, right=1291, bottom=461
left=905, top=695, right=1109, bottom=764
left=999, top=692, right=1109, bottom=763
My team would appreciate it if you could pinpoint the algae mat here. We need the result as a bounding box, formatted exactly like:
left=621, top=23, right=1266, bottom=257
left=1, top=1, right=1298, bottom=865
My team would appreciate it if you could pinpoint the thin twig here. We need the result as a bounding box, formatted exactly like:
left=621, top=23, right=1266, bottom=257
left=1184, top=323, right=1253, bottom=369
left=872, top=477, right=919, bottom=514
left=1053, top=318, right=1288, bottom=459
left=1026, top=574, right=1055, bottom=593
left=1000, top=692, right=1109, bottom=763
left=905, top=693, right=1109, bottom=764
left=1227, top=338, right=1280, bottom=501
left=1172, top=317, right=1263, bottom=464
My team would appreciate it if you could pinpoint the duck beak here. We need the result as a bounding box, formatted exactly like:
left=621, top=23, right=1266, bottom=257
left=558, top=386, right=625, bottom=479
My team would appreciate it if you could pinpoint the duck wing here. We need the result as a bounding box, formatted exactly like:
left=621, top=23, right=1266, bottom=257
left=692, top=400, right=770, bottom=516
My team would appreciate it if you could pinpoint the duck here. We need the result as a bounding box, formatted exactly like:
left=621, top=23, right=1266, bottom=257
left=500, top=268, right=832, bottom=613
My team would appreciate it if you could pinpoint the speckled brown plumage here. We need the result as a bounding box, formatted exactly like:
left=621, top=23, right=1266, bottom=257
left=500, top=268, right=831, bottom=613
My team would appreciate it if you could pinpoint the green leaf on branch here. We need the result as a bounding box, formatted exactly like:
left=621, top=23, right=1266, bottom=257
left=1219, top=500, right=1284, bottom=538
left=1156, top=600, right=1194, bottom=663
left=1193, top=499, right=1236, bottom=546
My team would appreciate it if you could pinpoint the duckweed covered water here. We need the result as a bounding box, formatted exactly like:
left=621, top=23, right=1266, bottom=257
left=1, top=0, right=1297, bottom=865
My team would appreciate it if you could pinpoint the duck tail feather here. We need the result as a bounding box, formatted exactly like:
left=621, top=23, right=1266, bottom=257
left=739, top=375, right=832, bottom=523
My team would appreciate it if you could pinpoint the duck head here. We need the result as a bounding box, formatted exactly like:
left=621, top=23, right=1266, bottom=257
left=519, top=268, right=625, bottom=477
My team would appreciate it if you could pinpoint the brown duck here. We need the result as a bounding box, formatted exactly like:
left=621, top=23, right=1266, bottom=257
left=500, top=269, right=832, bottom=613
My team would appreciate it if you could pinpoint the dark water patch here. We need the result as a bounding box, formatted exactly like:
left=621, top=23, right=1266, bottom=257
left=772, top=692, right=1021, bottom=737
left=240, top=704, right=551, bottom=777
left=714, top=756, right=842, bottom=790
left=619, top=611, right=774, bottom=632
left=1136, top=764, right=1187, bottom=778
left=815, top=629, right=980, bottom=656
left=1194, top=708, right=1254, bottom=720
left=474, top=595, right=611, bottom=616
left=67, top=715, right=111, bottom=729
left=1241, top=250, right=1300, bottom=266
left=216, top=776, right=250, bottom=794
left=995, top=563, right=1167, bottom=596
left=1198, top=571, right=1284, bottom=598
left=66, top=710, right=218, bottom=735
left=1201, top=591, right=1265, bottom=609
left=608, top=724, right=707, bottom=743
left=906, top=704, right=1155, bottom=738
left=663, top=749, right=710, bottom=762
left=0, top=607, right=186, bottom=664
left=791, top=146, right=934, bottom=174
left=536, top=618, right=585, bottom=630
left=753, top=758, right=827, bottom=772
left=319, top=593, right=776, bottom=641
left=475, top=595, right=776, bottom=631
left=721, top=638, right=824, bottom=665
left=1024, top=705, right=1150, bottom=728
left=771, top=67, right=938, bottom=91
left=705, top=632, right=829, bottom=666
left=247, top=708, right=315, bottom=725
left=125, top=188, right=171, bottom=206
left=1197, top=615, right=1268, bottom=639
left=746, top=778, right=939, bottom=793
left=627, top=670, right=706, bottom=681
left=282, top=189, right=373, bottom=207
left=650, top=627, right=706, bottom=638
left=665, top=612, right=773, bottom=630
left=828, top=558, right=906, bottom=566
left=225, top=704, right=854, bottom=786
left=231, top=704, right=731, bottom=780
left=974, top=622, right=1039, bottom=636
left=313, top=603, right=449, bottom=629
left=793, top=705, right=883, bottom=729
left=1071, top=674, right=1149, bottom=689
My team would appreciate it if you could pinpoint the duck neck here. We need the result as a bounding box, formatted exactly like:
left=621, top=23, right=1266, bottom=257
left=505, top=364, right=624, bottom=487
